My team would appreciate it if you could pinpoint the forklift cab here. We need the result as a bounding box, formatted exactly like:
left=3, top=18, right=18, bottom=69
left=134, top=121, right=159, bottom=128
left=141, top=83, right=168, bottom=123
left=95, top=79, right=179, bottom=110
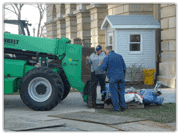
left=4, top=20, right=31, bottom=36
left=4, top=20, right=34, bottom=62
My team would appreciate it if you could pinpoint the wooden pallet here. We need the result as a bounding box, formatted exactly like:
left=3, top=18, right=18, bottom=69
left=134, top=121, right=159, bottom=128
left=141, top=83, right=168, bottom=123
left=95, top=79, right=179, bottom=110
left=127, top=103, right=144, bottom=109
left=104, top=102, right=145, bottom=109
left=104, top=103, right=113, bottom=109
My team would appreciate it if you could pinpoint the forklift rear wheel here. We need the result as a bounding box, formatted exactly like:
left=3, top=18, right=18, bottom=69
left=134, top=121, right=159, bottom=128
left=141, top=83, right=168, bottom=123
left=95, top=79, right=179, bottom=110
left=20, top=67, right=64, bottom=111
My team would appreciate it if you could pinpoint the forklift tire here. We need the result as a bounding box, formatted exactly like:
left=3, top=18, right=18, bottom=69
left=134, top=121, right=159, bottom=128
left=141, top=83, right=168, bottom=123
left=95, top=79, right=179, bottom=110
left=20, top=67, right=64, bottom=111
left=86, top=81, right=96, bottom=108
left=59, top=68, right=71, bottom=101
left=48, top=61, right=71, bottom=101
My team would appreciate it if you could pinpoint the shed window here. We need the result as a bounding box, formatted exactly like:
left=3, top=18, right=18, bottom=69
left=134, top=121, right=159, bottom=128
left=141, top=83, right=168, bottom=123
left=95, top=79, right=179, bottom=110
left=130, top=44, right=140, bottom=51
left=129, top=34, right=141, bottom=51
left=109, top=36, right=112, bottom=45
left=108, top=33, right=113, bottom=46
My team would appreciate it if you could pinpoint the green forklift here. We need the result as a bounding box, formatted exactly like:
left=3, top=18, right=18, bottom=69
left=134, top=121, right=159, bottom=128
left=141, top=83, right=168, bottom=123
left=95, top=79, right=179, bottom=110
left=4, top=20, right=95, bottom=111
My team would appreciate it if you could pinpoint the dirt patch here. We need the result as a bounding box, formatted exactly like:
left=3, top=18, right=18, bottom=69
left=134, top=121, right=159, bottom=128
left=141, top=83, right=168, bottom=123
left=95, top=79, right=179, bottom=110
left=137, top=120, right=175, bottom=131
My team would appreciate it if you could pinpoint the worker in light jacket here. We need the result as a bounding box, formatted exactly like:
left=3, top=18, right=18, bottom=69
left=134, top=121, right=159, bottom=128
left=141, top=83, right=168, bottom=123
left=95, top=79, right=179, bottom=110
left=86, top=45, right=106, bottom=101
left=96, top=46, right=126, bottom=111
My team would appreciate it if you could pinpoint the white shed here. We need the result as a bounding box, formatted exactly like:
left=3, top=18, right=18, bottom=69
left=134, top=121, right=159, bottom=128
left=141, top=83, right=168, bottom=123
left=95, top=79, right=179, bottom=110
left=101, top=15, right=160, bottom=81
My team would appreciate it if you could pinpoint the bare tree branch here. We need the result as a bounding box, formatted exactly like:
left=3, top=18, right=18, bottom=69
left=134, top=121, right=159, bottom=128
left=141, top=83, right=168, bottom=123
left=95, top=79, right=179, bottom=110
left=40, top=25, right=45, bottom=37
left=36, top=3, right=46, bottom=37
left=4, top=3, right=24, bottom=20
left=11, top=4, right=18, bottom=15
left=4, top=4, right=18, bottom=16
left=14, top=4, right=19, bottom=13
left=4, top=4, right=24, bottom=34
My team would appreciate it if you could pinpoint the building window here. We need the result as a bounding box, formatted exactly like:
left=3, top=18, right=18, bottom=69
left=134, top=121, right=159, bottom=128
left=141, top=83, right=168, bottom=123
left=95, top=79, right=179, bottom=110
left=129, top=34, right=141, bottom=51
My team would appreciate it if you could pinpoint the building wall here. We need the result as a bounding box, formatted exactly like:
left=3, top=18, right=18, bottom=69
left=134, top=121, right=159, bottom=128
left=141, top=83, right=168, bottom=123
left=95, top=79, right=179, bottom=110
left=157, top=4, right=176, bottom=88
left=115, top=29, right=155, bottom=69
left=63, top=4, right=77, bottom=41
left=45, top=4, right=57, bottom=39
left=45, top=4, right=155, bottom=48
left=108, top=4, right=153, bottom=15
left=74, top=4, right=91, bottom=40
left=87, top=4, right=107, bottom=49
left=107, top=4, right=160, bottom=58
left=55, top=4, right=66, bottom=38
left=107, top=4, right=163, bottom=82
left=45, top=3, right=176, bottom=88
left=119, top=29, right=156, bottom=81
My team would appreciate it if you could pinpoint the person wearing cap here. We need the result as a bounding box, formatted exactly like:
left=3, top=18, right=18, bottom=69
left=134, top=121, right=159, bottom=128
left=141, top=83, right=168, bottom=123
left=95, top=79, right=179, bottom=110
left=96, top=46, right=126, bottom=111
left=86, top=45, right=106, bottom=101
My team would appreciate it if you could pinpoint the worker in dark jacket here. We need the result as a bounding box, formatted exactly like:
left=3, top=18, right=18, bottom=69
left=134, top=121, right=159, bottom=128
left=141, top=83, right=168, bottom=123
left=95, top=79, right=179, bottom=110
left=96, top=46, right=126, bottom=111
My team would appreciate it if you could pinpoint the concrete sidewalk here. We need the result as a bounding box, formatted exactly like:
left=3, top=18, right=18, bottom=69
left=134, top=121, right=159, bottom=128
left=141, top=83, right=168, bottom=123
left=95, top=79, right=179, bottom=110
left=160, top=88, right=176, bottom=103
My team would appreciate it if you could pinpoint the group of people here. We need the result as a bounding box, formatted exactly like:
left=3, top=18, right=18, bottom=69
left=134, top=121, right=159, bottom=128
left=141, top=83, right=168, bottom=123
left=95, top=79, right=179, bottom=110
left=86, top=45, right=126, bottom=112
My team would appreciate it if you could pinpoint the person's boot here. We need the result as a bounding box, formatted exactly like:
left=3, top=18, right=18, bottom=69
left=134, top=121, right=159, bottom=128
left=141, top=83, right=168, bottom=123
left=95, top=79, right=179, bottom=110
left=120, top=107, right=125, bottom=112
left=101, top=96, right=105, bottom=101
left=101, top=92, right=106, bottom=101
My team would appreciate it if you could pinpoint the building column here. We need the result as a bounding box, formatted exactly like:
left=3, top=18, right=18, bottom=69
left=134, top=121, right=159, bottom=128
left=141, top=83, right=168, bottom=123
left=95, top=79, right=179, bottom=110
left=87, top=4, right=107, bottom=49
left=158, top=4, right=176, bottom=88
left=45, top=4, right=57, bottom=39
left=56, top=19, right=66, bottom=38
left=63, top=4, right=77, bottom=42
left=55, top=4, right=66, bottom=38
left=73, top=4, right=91, bottom=46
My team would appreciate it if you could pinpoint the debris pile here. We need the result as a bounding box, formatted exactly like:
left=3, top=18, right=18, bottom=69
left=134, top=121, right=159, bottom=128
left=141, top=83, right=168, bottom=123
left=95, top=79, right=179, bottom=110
left=104, top=81, right=164, bottom=109
left=140, top=81, right=164, bottom=106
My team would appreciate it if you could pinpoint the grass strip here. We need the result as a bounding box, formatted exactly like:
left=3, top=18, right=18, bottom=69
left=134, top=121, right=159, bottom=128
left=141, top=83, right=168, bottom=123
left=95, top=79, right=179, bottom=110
left=96, top=103, right=176, bottom=123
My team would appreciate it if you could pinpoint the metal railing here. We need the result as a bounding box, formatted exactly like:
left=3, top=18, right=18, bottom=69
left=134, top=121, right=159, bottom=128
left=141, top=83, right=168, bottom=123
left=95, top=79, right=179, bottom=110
left=74, top=38, right=91, bottom=48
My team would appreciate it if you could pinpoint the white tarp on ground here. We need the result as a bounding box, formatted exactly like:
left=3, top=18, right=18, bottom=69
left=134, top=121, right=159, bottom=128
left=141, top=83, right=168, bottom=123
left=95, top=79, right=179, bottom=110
left=125, top=93, right=143, bottom=104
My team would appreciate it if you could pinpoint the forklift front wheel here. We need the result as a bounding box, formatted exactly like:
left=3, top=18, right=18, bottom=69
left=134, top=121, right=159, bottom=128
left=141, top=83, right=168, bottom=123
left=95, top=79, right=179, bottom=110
left=20, top=67, right=64, bottom=111
left=28, top=77, right=52, bottom=103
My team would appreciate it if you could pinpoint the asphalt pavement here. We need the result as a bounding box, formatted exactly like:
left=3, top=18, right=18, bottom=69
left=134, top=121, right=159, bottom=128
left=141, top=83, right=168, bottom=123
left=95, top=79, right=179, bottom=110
left=4, top=86, right=176, bottom=131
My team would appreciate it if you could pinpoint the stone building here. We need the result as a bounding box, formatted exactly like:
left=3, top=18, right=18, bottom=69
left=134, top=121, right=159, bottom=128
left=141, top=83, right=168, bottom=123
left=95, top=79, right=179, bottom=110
left=45, top=3, right=176, bottom=88
left=158, top=4, right=176, bottom=88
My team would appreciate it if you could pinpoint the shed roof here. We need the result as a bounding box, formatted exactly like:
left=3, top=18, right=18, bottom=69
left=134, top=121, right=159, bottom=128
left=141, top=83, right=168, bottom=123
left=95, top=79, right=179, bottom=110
left=101, top=15, right=160, bottom=30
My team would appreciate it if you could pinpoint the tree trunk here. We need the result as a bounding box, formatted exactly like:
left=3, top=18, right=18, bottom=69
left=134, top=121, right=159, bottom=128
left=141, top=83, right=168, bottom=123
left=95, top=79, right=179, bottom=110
left=18, top=14, right=22, bottom=35
left=37, top=18, right=42, bottom=37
